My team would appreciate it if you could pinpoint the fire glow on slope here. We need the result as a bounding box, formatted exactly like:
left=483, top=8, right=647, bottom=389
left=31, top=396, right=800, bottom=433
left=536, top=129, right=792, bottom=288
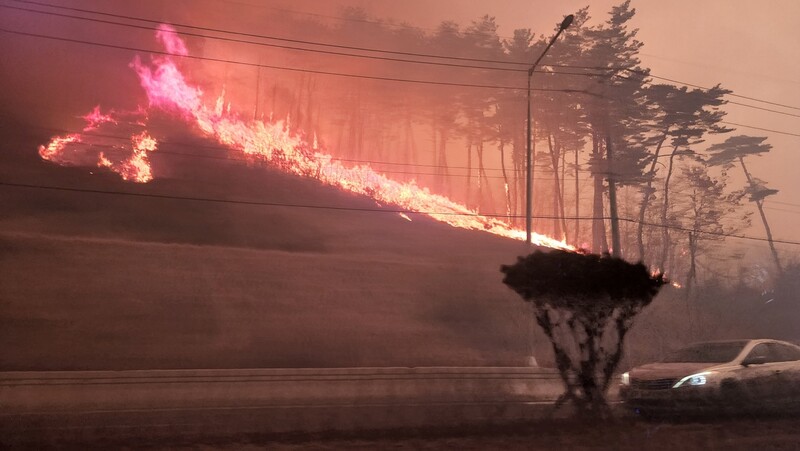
left=39, top=25, right=571, bottom=249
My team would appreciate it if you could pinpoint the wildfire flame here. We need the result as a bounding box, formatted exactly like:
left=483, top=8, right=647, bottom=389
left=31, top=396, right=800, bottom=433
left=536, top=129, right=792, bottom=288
left=38, top=24, right=572, bottom=250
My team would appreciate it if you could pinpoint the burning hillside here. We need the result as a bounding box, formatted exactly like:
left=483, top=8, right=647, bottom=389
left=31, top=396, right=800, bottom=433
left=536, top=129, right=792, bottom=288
left=38, top=24, right=570, bottom=250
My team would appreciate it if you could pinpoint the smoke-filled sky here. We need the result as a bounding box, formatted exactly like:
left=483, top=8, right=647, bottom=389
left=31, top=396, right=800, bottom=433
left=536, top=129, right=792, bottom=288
left=1, top=0, right=798, bottom=264
left=336, top=0, right=800, bottom=247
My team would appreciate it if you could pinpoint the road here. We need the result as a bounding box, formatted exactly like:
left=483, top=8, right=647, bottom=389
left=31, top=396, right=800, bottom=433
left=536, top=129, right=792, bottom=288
left=3, top=367, right=797, bottom=450
left=1, top=366, right=565, bottom=445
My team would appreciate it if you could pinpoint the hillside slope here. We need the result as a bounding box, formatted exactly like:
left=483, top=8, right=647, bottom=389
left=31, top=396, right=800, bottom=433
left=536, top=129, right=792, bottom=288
left=0, top=123, right=544, bottom=370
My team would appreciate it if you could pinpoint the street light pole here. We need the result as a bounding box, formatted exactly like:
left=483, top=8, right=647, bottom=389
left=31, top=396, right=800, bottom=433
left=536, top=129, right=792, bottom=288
left=526, top=14, right=574, bottom=245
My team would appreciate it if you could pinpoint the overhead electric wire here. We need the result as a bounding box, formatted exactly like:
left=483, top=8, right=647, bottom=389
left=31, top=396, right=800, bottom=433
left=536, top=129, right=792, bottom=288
left=764, top=206, right=800, bottom=215
left=0, top=180, right=587, bottom=219
left=0, top=3, right=608, bottom=79
left=718, top=122, right=800, bottom=138
left=769, top=200, right=800, bottom=208
left=5, top=4, right=799, bottom=123
left=24, top=126, right=787, bottom=200
left=0, top=27, right=599, bottom=96
left=29, top=129, right=575, bottom=181
left=30, top=125, right=589, bottom=175
left=9, top=0, right=798, bottom=113
left=2, top=180, right=798, bottom=246
left=624, top=69, right=800, bottom=112
left=3, top=27, right=798, bottom=138
left=3, top=0, right=567, bottom=68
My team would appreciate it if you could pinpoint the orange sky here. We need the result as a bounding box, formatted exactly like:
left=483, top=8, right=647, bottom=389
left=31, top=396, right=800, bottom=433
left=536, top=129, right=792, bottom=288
left=333, top=0, right=800, bottom=258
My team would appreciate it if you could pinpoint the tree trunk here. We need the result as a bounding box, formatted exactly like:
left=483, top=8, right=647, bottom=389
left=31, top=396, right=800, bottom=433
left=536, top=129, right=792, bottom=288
left=438, top=126, right=450, bottom=197
left=637, top=135, right=667, bottom=262
left=498, top=137, right=513, bottom=222
left=547, top=133, right=564, bottom=240
left=575, top=143, right=580, bottom=247
left=476, top=137, right=495, bottom=213
left=659, top=146, right=679, bottom=271
left=686, top=231, right=697, bottom=290
left=739, top=156, right=782, bottom=274
left=561, top=145, right=569, bottom=243
left=465, top=133, right=473, bottom=208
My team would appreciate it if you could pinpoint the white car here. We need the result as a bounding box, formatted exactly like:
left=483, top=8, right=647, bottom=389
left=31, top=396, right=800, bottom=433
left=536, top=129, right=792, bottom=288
left=620, top=339, right=800, bottom=415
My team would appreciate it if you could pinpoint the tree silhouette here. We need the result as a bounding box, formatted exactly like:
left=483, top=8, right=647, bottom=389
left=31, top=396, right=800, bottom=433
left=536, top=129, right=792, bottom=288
left=673, top=164, right=749, bottom=297
left=707, top=135, right=781, bottom=273
left=501, top=250, right=665, bottom=417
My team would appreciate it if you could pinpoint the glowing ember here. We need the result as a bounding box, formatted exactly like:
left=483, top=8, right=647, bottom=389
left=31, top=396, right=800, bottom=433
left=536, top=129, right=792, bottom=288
left=38, top=24, right=572, bottom=249
left=115, top=131, right=157, bottom=183
left=82, top=106, right=118, bottom=131
left=39, top=134, right=80, bottom=160
left=40, top=106, right=156, bottom=183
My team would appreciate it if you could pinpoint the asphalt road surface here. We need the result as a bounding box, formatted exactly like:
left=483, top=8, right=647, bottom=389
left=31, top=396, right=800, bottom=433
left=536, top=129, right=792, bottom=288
left=2, top=367, right=798, bottom=450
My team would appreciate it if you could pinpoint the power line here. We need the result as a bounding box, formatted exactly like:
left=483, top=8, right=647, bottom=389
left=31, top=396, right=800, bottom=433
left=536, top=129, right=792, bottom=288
left=5, top=26, right=800, bottom=139
left=2, top=180, right=798, bottom=246
left=770, top=200, right=800, bottom=208
left=0, top=3, right=610, bottom=79
left=31, top=125, right=590, bottom=175
left=764, top=206, right=800, bottom=215
left=625, top=69, right=800, bottom=112
left=25, top=127, right=787, bottom=200
left=719, top=121, right=800, bottom=138
left=614, top=217, right=800, bottom=247
left=723, top=100, right=800, bottom=119
left=2, top=0, right=551, bottom=68
left=610, top=72, right=800, bottom=119
left=0, top=27, right=597, bottom=96
left=0, top=180, right=578, bottom=219
left=6, top=3, right=799, bottom=122
left=12, top=0, right=798, bottom=112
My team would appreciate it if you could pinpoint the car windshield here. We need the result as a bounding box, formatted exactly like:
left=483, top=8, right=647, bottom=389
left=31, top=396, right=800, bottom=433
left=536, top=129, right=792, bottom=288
left=662, top=341, right=749, bottom=363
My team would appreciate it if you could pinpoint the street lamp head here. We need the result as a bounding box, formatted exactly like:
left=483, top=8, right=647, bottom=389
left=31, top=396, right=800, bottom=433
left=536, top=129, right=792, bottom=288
left=560, top=14, right=574, bottom=31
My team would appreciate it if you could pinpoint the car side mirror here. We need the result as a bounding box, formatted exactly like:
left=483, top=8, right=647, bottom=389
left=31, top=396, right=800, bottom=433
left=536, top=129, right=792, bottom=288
left=742, top=355, right=767, bottom=367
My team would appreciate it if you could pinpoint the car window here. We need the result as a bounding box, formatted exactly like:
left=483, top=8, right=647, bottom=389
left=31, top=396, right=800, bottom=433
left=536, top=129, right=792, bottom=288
left=747, top=344, right=770, bottom=362
left=746, top=343, right=783, bottom=363
left=768, top=343, right=800, bottom=362
left=662, top=341, right=748, bottom=363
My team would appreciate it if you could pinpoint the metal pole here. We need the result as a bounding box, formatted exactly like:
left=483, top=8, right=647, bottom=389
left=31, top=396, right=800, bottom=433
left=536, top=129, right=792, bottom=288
left=525, top=15, right=573, bottom=245
left=525, top=74, right=533, bottom=244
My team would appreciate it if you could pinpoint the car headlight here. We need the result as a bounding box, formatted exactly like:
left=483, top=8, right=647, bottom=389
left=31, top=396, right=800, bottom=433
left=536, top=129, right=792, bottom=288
left=620, top=372, right=630, bottom=386
left=673, top=371, right=713, bottom=388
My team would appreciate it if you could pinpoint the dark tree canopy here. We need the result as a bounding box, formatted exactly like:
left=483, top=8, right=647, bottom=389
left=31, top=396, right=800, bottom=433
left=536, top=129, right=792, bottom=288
left=501, top=249, right=664, bottom=310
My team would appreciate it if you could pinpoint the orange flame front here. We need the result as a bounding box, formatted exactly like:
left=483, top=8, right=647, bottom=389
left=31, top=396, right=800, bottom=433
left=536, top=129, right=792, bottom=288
left=39, top=25, right=572, bottom=250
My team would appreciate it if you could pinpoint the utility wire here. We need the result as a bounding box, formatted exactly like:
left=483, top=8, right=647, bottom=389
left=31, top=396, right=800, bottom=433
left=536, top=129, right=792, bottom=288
left=770, top=200, right=800, bottom=208
left=9, top=0, right=799, bottom=112
left=31, top=125, right=587, bottom=174
left=625, top=69, right=800, bottom=112
left=2, top=180, right=799, bottom=246
left=3, top=0, right=567, bottom=68
left=719, top=122, right=800, bottom=138
left=0, top=27, right=598, bottom=96
left=4, top=26, right=799, bottom=136
left=26, top=126, right=784, bottom=198
left=0, top=3, right=609, bottom=79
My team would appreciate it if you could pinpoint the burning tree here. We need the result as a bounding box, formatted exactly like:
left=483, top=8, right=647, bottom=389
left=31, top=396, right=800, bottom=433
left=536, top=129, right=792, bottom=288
left=501, top=250, right=665, bottom=417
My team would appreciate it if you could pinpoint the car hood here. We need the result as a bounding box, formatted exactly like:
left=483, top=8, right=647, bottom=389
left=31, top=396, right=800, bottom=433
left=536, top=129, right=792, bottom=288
left=629, top=362, right=714, bottom=380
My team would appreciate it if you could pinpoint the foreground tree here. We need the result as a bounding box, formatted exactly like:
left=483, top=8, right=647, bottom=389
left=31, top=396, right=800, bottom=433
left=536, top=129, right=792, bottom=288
left=501, top=250, right=665, bottom=417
